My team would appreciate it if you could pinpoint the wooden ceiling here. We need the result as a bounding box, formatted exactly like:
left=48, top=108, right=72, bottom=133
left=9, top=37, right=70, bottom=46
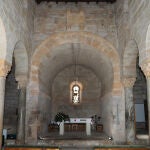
left=35, top=0, right=116, bottom=4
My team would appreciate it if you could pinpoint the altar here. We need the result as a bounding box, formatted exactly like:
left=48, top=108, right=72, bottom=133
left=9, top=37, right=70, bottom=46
left=59, top=118, right=92, bottom=135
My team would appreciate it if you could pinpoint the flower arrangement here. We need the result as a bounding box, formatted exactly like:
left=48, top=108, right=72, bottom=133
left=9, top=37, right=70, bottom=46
left=54, top=112, right=70, bottom=122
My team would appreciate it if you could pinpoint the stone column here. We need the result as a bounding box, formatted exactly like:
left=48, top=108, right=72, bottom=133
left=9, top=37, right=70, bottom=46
left=16, top=77, right=27, bottom=144
left=141, top=61, right=150, bottom=142
left=0, top=59, right=11, bottom=148
left=147, top=78, right=150, bottom=141
left=0, top=77, right=6, bottom=147
left=123, top=78, right=136, bottom=144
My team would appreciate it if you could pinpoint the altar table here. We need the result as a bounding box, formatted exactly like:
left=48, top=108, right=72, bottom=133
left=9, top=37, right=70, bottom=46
left=59, top=118, right=92, bottom=135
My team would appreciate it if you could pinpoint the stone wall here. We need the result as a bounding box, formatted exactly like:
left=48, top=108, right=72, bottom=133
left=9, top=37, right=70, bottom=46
left=28, top=2, right=122, bottom=142
left=101, top=93, right=113, bottom=137
left=115, top=1, right=149, bottom=142
left=4, top=61, right=18, bottom=134
left=0, top=0, right=35, bottom=62
left=115, top=0, right=148, bottom=114
left=133, top=66, right=147, bottom=103
left=33, top=2, right=117, bottom=50
left=115, top=0, right=150, bottom=65
left=1, top=0, right=35, bottom=136
left=52, top=65, right=101, bottom=120
left=101, top=93, right=125, bottom=143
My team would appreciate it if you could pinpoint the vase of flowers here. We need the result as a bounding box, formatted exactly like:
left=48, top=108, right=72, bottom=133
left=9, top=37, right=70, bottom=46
left=54, top=112, right=70, bottom=123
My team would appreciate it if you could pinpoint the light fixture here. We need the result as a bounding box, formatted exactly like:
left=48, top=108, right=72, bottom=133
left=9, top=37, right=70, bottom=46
left=72, top=43, right=80, bottom=83
left=70, top=43, right=82, bottom=104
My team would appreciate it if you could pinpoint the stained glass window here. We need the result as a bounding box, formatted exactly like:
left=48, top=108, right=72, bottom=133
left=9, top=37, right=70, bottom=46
left=70, top=81, right=82, bottom=104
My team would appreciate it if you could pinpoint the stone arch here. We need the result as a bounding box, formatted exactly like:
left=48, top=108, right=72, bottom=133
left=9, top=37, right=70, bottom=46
left=0, top=17, right=7, bottom=59
left=31, top=32, right=121, bottom=95
left=13, top=41, right=28, bottom=80
left=146, top=24, right=150, bottom=50
left=0, top=17, right=11, bottom=76
left=144, top=24, right=150, bottom=65
left=123, top=40, right=139, bottom=78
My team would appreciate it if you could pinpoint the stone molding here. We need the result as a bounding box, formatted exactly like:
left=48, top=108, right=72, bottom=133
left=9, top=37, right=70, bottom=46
left=140, top=60, right=150, bottom=78
left=123, top=78, right=136, bottom=88
left=0, top=59, right=11, bottom=77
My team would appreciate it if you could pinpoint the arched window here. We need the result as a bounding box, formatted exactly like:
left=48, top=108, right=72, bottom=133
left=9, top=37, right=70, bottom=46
left=70, top=81, right=83, bottom=104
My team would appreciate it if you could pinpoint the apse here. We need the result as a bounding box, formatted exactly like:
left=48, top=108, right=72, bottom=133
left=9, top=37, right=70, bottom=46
left=36, top=43, right=114, bottom=134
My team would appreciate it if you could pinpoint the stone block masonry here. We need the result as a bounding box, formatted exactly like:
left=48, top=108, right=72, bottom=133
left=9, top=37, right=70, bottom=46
left=33, top=2, right=118, bottom=51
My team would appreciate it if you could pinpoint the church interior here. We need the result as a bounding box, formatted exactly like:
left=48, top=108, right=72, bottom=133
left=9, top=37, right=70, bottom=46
left=0, top=0, right=150, bottom=150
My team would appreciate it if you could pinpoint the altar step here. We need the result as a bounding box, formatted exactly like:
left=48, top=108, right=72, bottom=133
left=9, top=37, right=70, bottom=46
left=37, top=138, right=114, bottom=147
left=4, top=146, right=150, bottom=150
left=61, top=147, right=92, bottom=150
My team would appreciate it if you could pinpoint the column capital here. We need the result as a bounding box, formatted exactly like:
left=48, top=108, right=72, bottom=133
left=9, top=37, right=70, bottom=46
left=123, top=77, right=136, bottom=88
left=140, top=60, right=150, bottom=78
left=16, top=75, right=27, bottom=88
left=0, top=59, right=11, bottom=77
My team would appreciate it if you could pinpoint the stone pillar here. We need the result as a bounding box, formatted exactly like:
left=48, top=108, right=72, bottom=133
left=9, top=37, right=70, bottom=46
left=147, top=78, right=150, bottom=141
left=0, top=59, right=11, bottom=148
left=59, top=121, right=64, bottom=135
left=0, top=77, right=6, bottom=147
left=16, top=77, right=27, bottom=144
left=123, top=78, right=136, bottom=144
left=141, top=61, right=150, bottom=142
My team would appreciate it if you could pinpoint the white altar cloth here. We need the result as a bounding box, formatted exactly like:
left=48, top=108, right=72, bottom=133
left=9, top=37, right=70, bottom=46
left=59, top=118, right=92, bottom=136
left=68, top=118, right=92, bottom=123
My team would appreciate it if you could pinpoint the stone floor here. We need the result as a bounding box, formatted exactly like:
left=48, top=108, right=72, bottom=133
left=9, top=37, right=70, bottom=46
left=5, top=131, right=149, bottom=149
left=39, top=131, right=109, bottom=140
left=37, top=131, right=114, bottom=148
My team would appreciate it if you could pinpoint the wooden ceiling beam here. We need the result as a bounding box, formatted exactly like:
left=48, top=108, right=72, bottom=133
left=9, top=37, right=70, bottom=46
left=35, top=0, right=116, bottom=4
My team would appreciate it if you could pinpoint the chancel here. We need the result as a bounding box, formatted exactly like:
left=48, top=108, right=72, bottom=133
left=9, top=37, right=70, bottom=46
left=0, top=0, right=150, bottom=150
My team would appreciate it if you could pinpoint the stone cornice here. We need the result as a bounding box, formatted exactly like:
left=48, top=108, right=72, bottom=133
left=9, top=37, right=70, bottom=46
left=123, top=77, right=136, bottom=88
left=0, top=59, right=11, bottom=77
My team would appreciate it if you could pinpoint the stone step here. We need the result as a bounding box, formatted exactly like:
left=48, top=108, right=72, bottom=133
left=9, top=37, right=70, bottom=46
left=61, top=147, right=93, bottom=150
left=4, top=147, right=150, bottom=150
